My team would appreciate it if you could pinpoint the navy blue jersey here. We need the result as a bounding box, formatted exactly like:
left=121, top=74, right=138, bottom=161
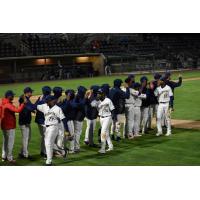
left=149, top=80, right=159, bottom=105
left=85, top=94, right=99, bottom=120
left=35, top=95, right=46, bottom=125
left=73, top=96, right=86, bottom=122
left=18, top=96, right=36, bottom=125
left=61, top=99, right=77, bottom=121
left=109, top=87, right=130, bottom=114
left=141, top=87, right=151, bottom=107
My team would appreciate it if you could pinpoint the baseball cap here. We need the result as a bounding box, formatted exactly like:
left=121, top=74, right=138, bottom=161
left=24, top=87, right=34, bottom=93
left=42, top=86, right=52, bottom=95
left=154, top=73, right=162, bottom=80
left=5, top=90, right=15, bottom=98
left=97, top=88, right=105, bottom=94
left=133, top=82, right=141, bottom=89
left=140, top=76, right=148, bottom=83
left=165, top=71, right=171, bottom=78
left=128, top=74, right=135, bottom=79
left=45, top=95, right=57, bottom=102
left=53, top=87, right=63, bottom=94
left=125, top=77, right=131, bottom=83
left=160, top=75, right=167, bottom=82
left=90, top=85, right=100, bottom=93
left=65, top=89, right=75, bottom=96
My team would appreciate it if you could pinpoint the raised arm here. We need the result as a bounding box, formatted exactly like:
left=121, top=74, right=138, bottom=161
left=4, top=103, right=25, bottom=113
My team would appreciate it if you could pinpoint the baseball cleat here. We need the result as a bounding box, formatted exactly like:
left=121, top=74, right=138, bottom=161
left=68, top=150, right=75, bottom=154
left=98, top=149, right=106, bottom=154
left=106, top=147, right=113, bottom=152
left=134, top=134, right=142, bottom=137
left=128, top=135, right=134, bottom=139
left=84, top=141, right=89, bottom=145
left=116, top=136, right=121, bottom=142
left=40, top=152, right=47, bottom=158
left=74, top=149, right=80, bottom=153
left=156, top=133, right=163, bottom=136
left=165, top=132, right=172, bottom=136
left=111, top=135, right=115, bottom=141
left=89, top=143, right=100, bottom=148
left=8, top=159, right=16, bottom=164
left=45, top=163, right=52, bottom=166
left=2, top=158, right=7, bottom=162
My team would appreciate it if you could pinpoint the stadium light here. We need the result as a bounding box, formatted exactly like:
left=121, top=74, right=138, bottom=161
left=76, top=56, right=89, bottom=63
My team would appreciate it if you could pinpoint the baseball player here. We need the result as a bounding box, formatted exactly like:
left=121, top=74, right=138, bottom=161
left=132, top=82, right=147, bottom=137
left=140, top=76, right=150, bottom=134
left=128, top=74, right=135, bottom=85
left=147, top=73, right=162, bottom=130
left=52, top=87, right=65, bottom=156
left=37, top=95, right=68, bottom=166
left=35, top=86, right=52, bottom=157
left=72, top=86, right=88, bottom=153
left=96, top=88, right=115, bottom=153
left=110, top=79, right=130, bottom=141
left=123, top=77, right=140, bottom=139
left=18, top=87, right=36, bottom=159
left=61, top=89, right=77, bottom=154
left=162, top=72, right=182, bottom=127
left=84, top=85, right=100, bottom=147
left=1, top=90, right=26, bottom=163
left=97, top=84, right=111, bottom=144
left=165, top=71, right=182, bottom=109
left=154, top=76, right=173, bottom=136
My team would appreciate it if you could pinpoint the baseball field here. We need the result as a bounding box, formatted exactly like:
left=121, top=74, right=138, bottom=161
left=0, top=70, right=200, bottom=166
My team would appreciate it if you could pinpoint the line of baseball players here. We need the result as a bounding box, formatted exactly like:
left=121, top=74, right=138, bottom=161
left=0, top=71, right=182, bottom=165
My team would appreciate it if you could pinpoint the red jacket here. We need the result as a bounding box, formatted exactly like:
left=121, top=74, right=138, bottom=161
left=0, top=98, right=25, bottom=130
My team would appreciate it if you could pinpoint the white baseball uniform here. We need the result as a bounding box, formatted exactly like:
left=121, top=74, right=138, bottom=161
left=97, top=98, right=115, bottom=151
left=154, top=85, right=173, bottom=135
left=37, top=103, right=66, bottom=165
left=133, top=93, right=146, bottom=135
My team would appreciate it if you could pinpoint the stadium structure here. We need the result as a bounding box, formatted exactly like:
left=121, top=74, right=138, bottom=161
left=0, top=33, right=199, bottom=83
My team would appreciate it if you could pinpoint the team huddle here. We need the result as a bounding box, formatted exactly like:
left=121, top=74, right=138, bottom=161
left=0, top=71, right=182, bottom=165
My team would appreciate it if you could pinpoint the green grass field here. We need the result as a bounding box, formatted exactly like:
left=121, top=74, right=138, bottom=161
left=0, top=70, right=200, bottom=166
left=0, top=69, right=200, bottom=97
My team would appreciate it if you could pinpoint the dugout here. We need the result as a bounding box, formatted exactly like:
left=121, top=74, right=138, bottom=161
left=0, top=53, right=105, bottom=83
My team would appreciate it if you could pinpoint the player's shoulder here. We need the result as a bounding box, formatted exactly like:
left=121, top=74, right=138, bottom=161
left=165, top=85, right=172, bottom=90
left=104, top=97, right=111, bottom=102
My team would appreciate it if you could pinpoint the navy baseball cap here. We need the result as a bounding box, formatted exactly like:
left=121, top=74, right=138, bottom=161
left=128, top=74, right=135, bottom=79
left=45, top=95, right=57, bottom=102
left=5, top=90, right=15, bottom=98
left=125, top=77, right=131, bottom=83
left=154, top=73, right=162, bottom=80
left=114, top=79, right=123, bottom=87
left=160, top=75, right=167, bottom=82
left=97, top=88, right=105, bottom=94
left=53, top=87, right=63, bottom=94
left=24, top=87, right=34, bottom=93
left=90, top=85, right=100, bottom=94
left=65, top=89, right=75, bottom=96
left=140, top=76, right=148, bottom=83
left=42, top=86, right=52, bottom=95
left=77, top=86, right=87, bottom=94
left=133, top=82, right=141, bottom=89
left=165, top=71, right=171, bottom=78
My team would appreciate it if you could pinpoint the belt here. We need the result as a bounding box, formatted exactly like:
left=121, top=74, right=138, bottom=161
left=99, top=115, right=111, bottom=118
left=159, top=102, right=169, bottom=104
left=46, top=124, right=57, bottom=127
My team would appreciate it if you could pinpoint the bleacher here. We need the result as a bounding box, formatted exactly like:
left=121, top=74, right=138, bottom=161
left=0, top=33, right=200, bottom=58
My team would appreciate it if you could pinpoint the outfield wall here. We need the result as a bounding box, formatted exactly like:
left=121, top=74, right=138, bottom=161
left=0, top=53, right=105, bottom=83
